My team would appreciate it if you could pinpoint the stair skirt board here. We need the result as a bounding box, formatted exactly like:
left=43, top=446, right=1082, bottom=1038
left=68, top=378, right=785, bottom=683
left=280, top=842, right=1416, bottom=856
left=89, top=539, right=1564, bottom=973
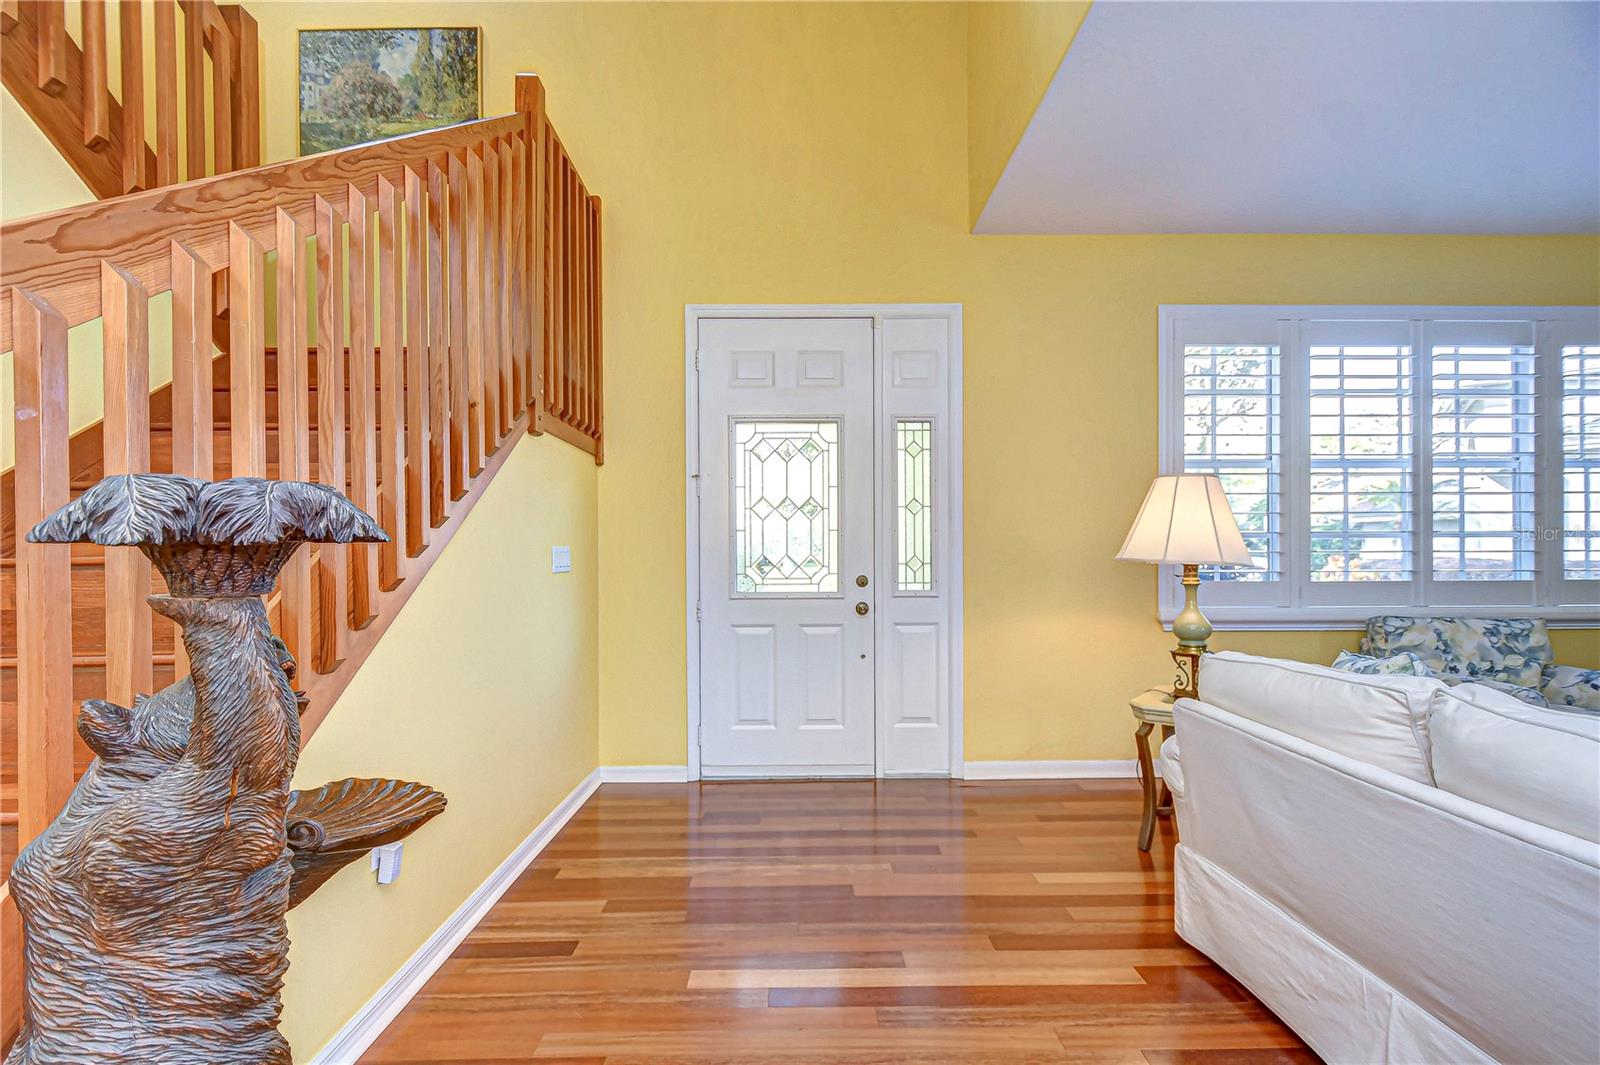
left=961, top=760, right=1147, bottom=780
left=308, top=767, right=605, bottom=1065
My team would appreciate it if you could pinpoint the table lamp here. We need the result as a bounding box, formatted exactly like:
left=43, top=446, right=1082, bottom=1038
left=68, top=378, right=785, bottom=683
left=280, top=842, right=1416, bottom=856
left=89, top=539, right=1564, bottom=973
left=1116, top=473, right=1255, bottom=700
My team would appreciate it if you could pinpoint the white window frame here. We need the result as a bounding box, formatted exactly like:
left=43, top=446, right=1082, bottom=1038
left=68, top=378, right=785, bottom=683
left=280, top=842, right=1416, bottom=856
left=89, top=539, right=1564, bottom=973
left=1158, top=304, right=1600, bottom=630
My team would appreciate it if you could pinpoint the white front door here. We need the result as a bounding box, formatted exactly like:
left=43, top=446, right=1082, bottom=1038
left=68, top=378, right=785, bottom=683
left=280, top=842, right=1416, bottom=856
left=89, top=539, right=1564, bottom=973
left=697, top=318, right=877, bottom=775
left=693, top=312, right=959, bottom=778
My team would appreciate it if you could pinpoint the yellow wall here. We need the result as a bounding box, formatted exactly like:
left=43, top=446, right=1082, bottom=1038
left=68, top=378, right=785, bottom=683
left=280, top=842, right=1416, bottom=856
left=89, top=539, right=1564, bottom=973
left=966, top=0, right=1089, bottom=227
left=283, top=434, right=599, bottom=1057
left=231, top=1, right=1600, bottom=778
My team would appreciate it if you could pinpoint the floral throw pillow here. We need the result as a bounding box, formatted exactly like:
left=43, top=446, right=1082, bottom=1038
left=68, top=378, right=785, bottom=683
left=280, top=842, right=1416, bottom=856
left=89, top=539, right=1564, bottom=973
left=1361, top=616, right=1552, bottom=688
left=1541, top=665, right=1600, bottom=714
left=1331, top=650, right=1432, bottom=677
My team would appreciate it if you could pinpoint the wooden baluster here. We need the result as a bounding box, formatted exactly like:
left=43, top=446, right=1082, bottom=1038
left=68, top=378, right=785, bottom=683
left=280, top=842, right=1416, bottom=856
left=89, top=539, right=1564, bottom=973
left=544, top=125, right=556, bottom=422
left=404, top=165, right=429, bottom=556
left=464, top=145, right=485, bottom=475
left=119, top=0, right=146, bottom=193
left=506, top=137, right=525, bottom=419
left=228, top=221, right=267, bottom=476
left=498, top=138, right=516, bottom=432
left=207, top=16, right=233, bottom=176
left=3, top=893, right=20, bottom=1065
left=447, top=150, right=468, bottom=500
left=81, top=0, right=109, bottom=148
left=346, top=185, right=379, bottom=626
left=376, top=174, right=406, bottom=587
left=552, top=142, right=567, bottom=425
left=169, top=239, right=213, bottom=677
left=101, top=262, right=155, bottom=708
left=315, top=196, right=348, bottom=670
left=275, top=208, right=311, bottom=668
left=584, top=194, right=595, bottom=437
left=219, top=4, right=258, bottom=168
left=582, top=178, right=595, bottom=434
left=154, top=0, right=179, bottom=186
left=592, top=195, right=604, bottom=462
left=11, top=288, right=73, bottom=846
left=515, top=74, right=546, bottom=420
left=569, top=154, right=582, bottom=428
left=2, top=0, right=20, bottom=36
left=181, top=1, right=205, bottom=180
left=170, top=239, right=215, bottom=480
left=426, top=159, right=448, bottom=526
left=481, top=138, right=502, bottom=446
left=37, top=0, right=66, bottom=94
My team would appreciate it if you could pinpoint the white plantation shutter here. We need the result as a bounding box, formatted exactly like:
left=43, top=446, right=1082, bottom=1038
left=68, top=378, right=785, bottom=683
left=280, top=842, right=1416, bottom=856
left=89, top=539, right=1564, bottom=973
left=1426, top=322, right=1537, bottom=585
left=1180, top=342, right=1280, bottom=581
left=1562, top=343, right=1600, bottom=581
left=1303, top=322, right=1415, bottom=584
left=1159, top=306, right=1600, bottom=626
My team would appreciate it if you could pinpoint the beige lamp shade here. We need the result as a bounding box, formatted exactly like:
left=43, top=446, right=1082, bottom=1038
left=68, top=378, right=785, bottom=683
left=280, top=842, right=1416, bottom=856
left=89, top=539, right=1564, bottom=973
left=1116, top=474, right=1255, bottom=567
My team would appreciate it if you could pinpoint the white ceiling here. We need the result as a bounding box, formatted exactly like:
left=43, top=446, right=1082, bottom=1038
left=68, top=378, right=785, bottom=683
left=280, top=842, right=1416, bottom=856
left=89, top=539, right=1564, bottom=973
left=976, top=1, right=1600, bottom=234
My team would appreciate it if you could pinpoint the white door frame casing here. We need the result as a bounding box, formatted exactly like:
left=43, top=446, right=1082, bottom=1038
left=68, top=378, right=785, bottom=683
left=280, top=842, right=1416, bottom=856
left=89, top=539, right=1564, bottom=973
left=684, top=304, right=965, bottom=780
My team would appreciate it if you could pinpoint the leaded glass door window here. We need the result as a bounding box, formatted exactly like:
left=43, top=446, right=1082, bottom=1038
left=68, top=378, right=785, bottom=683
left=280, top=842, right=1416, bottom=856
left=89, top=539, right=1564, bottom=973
left=732, top=420, right=842, bottom=595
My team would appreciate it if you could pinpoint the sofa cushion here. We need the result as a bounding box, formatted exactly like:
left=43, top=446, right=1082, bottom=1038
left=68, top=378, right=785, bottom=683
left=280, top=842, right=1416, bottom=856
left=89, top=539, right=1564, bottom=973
left=1542, top=665, right=1600, bottom=713
left=1429, top=684, right=1600, bottom=843
left=1362, top=616, right=1552, bottom=688
left=1200, top=650, right=1443, bottom=784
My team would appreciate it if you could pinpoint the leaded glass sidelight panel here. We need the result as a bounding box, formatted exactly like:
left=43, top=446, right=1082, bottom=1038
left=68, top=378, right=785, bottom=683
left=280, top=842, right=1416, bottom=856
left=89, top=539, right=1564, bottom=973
left=896, top=419, right=934, bottom=593
left=732, top=420, right=841, bottom=594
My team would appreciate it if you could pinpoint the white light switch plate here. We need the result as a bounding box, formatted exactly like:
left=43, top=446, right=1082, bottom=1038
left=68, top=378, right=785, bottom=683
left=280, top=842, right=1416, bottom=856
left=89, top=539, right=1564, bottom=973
left=552, top=546, right=572, bottom=573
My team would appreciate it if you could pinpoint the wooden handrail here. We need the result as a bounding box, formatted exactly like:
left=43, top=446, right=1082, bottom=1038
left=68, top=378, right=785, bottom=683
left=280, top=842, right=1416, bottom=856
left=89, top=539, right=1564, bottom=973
left=1, top=72, right=602, bottom=1054
left=1, top=0, right=259, bottom=200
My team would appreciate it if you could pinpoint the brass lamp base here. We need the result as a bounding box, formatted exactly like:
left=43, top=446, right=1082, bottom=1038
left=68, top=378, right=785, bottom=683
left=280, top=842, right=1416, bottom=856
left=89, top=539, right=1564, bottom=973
left=1171, top=646, right=1203, bottom=701
left=1170, top=563, right=1210, bottom=701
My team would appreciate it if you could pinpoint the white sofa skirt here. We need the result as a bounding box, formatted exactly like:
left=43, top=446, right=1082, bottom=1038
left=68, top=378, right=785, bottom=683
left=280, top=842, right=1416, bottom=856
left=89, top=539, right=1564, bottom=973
left=1165, top=699, right=1600, bottom=1065
left=1177, top=845, right=1494, bottom=1063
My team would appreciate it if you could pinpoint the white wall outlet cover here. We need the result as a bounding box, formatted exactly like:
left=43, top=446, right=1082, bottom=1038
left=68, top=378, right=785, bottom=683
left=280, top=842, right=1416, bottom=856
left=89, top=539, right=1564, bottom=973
left=371, top=842, right=404, bottom=885
left=552, top=546, right=572, bottom=573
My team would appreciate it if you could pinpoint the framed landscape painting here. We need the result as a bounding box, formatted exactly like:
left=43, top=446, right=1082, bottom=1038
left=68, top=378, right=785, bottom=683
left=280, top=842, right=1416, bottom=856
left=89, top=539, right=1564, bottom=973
left=299, top=27, right=480, bottom=155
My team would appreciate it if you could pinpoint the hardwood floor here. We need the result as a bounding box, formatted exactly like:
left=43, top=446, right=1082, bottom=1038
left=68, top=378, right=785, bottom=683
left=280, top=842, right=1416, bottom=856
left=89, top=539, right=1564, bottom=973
left=360, top=779, right=1314, bottom=1064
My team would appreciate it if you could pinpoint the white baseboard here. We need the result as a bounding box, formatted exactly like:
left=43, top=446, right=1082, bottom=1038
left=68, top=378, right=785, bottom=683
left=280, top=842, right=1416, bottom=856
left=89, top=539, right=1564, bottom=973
left=961, top=759, right=1143, bottom=780
left=307, top=767, right=604, bottom=1065
left=600, top=764, right=690, bottom=783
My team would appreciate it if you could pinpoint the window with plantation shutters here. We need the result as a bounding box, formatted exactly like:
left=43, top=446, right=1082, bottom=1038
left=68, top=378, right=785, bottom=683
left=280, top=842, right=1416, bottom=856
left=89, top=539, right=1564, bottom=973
left=1160, top=306, right=1600, bottom=627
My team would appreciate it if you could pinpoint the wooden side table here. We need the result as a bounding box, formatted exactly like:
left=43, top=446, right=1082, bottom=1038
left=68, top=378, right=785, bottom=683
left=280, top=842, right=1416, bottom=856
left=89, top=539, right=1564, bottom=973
left=1131, top=688, right=1176, bottom=852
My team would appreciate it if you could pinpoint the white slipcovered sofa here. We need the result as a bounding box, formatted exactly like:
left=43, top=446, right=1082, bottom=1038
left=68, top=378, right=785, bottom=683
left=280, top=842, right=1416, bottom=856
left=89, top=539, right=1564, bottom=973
left=1160, top=650, right=1600, bottom=1065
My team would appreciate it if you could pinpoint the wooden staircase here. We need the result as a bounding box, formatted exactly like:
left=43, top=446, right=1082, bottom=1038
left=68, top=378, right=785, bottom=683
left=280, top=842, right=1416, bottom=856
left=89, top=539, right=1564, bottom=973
left=1, top=70, right=604, bottom=1051
left=1, top=0, right=260, bottom=197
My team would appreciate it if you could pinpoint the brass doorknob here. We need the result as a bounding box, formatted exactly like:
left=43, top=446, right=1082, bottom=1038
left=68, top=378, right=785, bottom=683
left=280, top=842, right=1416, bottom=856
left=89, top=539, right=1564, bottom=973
left=855, top=602, right=870, bottom=616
